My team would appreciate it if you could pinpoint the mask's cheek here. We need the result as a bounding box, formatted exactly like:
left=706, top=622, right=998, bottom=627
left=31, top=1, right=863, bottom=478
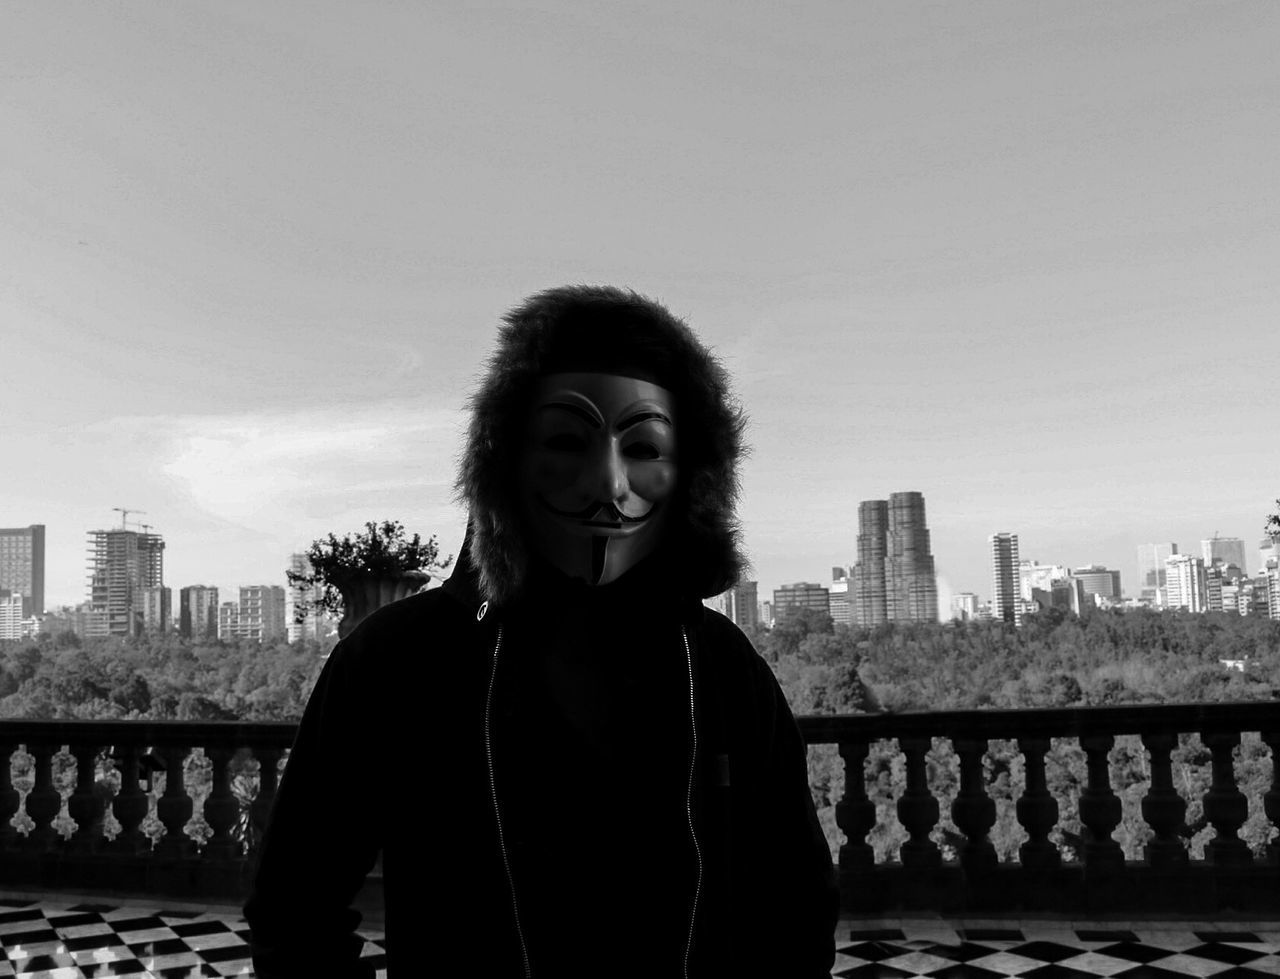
left=626, top=461, right=679, bottom=506
left=525, top=452, right=586, bottom=506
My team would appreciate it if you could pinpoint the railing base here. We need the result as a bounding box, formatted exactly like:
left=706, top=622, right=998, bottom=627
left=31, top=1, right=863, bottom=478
left=841, top=862, right=1280, bottom=915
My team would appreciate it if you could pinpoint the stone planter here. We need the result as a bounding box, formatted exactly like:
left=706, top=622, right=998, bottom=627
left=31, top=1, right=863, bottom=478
left=335, top=571, right=433, bottom=639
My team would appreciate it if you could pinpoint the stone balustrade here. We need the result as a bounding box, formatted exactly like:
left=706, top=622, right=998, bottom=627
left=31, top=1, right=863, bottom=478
left=799, top=701, right=1280, bottom=913
left=1, top=720, right=295, bottom=900
left=2, top=701, right=1277, bottom=912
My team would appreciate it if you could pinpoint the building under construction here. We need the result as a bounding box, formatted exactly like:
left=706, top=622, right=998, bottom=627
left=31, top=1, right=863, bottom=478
left=85, top=526, right=165, bottom=638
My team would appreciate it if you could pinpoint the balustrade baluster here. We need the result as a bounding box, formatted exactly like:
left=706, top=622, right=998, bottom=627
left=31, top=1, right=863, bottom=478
left=1140, top=732, right=1187, bottom=868
left=1263, top=730, right=1280, bottom=867
left=1015, top=737, right=1059, bottom=869
left=1202, top=730, right=1251, bottom=865
left=952, top=738, right=997, bottom=872
left=1078, top=735, right=1123, bottom=871
left=66, top=742, right=106, bottom=854
left=155, top=745, right=194, bottom=860
left=0, top=739, right=20, bottom=848
left=897, top=737, right=941, bottom=868
left=835, top=740, right=875, bottom=872
left=203, top=746, right=240, bottom=861
left=107, top=742, right=151, bottom=856
left=24, top=741, right=62, bottom=852
left=249, top=747, right=283, bottom=858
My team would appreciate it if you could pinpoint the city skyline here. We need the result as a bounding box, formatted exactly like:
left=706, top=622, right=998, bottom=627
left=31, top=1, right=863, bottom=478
left=4, top=4, right=1278, bottom=611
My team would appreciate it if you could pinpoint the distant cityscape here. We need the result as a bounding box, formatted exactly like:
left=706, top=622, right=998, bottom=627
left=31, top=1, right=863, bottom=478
left=706, top=492, right=1280, bottom=633
left=0, top=518, right=333, bottom=643
left=2, top=494, right=1279, bottom=642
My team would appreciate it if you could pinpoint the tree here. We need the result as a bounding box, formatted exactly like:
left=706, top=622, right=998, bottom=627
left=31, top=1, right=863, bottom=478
left=1267, top=498, right=1280, bottom=542
left=286, top=520, right=452, bottom=623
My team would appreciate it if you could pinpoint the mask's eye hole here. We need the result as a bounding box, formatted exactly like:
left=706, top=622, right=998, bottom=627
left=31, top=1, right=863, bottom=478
left=623, top=442, right=659, bottom=460
left=544, top=433, right=586, bottom=451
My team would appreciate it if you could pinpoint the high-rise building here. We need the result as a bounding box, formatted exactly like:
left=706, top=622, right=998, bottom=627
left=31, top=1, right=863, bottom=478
left=1137, top=543, right=1178, bottom=604
left=86, top=528, right=165, bottom=637
left=180, top=585, right=220, bottom=640
left=828, top=573, right=851, bottom=627
left=852, top=500, right=887, bottom=627
left=220, top=585, right=287, bottom=642
left=853, top=492, right=938, bottom=626
left=760, top=601, right=773, bottom=628
left=1206, top=566, right=1224, bottom=613
left=1072, top=565, right=1122, bottom=601
left=286, top=553, right=329, bottom=643
left=990, top=532, right=1020, bottom=625
left=0, top=524, right=45, bottom=618
left=884, top=491, right=939, bottom=623
left=705, top=580, right=761, bottom=631
left=772, top=582, right=830, bottom=627
left=951, top=592, right=980, bottom=621
left=1165, top=555, right=1207, bottom=612
left=141, top=586, right=173, bottom=633
left=1202, top=537, right=1247, bottom=574
left=1268, top=570, right=1280, bottom=621
left=0, top=591, right=24, bottom=640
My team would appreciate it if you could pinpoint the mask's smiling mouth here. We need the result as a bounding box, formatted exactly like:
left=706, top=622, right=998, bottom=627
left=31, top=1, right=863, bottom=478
left=537, top=498, right=654, bottom=527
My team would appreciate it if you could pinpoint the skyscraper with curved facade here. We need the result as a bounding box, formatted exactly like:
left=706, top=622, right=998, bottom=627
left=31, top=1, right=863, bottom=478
left=853, top=491, right=939, bottom=625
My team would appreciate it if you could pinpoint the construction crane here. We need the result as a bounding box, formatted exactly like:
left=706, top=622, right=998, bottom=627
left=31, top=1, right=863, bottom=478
left=112, top=507, right=146, bottom=530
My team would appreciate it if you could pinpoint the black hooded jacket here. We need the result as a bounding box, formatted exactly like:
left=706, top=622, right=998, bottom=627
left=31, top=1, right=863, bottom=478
left=244, top=288, right=839, bottom=975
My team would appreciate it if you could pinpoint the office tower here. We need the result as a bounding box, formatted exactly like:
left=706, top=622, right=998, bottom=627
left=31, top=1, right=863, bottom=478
left=1137, top=543, right=1178, bottom=604
left=951, top=592, right=980, bottom=621
left=852, top=500, right=888, bottom=627
left=180, top=585, right=220, bottom=640
left=772, top=583, right=830, bottom=627
left=286, top=553, right=329, bottom=642
left=1268, top=570, right=1280, bottom=621
left=884, top=491, right=939, bottom=623
left=760, top=601, right=772, bottom=628
left=707, top=580, right=761, bottom=631
left=728, top=580, right=760, bottom=631
left=1165, top=555, right=1207, bottom=612
left=0, top=592, right=24, bottom=640
left=990, top=533, right=1020, bottom=625
left=828, top=573, right=851, bottom=627
left=0, top=524, right=45, bottom=618
left=86, top=527, right=165, bottom=638
left=852, top=492, right=939, bottom=626
left=1201, top=537, right=1247, bottom=573
left=1073, top=565, right=1122, bottom=601
left=141, top=586, right=172, bottom=633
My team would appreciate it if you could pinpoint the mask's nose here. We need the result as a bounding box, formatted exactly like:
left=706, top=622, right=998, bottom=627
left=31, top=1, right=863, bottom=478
left=592, top=444, right=628, bottom=504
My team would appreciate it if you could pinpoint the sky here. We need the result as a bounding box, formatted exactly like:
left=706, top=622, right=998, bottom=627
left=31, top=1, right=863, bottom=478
left=3, top=2, right=1278, bottom=613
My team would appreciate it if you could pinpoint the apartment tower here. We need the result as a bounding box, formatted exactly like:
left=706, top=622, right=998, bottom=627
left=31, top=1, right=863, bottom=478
left=852, top=500, right=888, bottom=627
left=180, top=585, right=220, bottom=640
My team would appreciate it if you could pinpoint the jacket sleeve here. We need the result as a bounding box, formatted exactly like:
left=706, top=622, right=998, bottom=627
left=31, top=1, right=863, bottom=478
left=243, top=634, right=383, bottom=978
left=755, top=663, right=841, bottom=977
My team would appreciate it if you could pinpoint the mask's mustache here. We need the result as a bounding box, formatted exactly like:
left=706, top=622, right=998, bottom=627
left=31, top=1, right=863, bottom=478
left=538, top=498, right=653, bottom=523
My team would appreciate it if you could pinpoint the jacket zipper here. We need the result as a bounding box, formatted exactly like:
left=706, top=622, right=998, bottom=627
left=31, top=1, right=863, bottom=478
left=682, top=625, right=703, bottom=979
left=485, top=625, right=533, bottom=978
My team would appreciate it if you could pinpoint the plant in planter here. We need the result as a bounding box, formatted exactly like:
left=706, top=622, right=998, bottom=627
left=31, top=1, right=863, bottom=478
left=287, top=520, right=453, bottom=639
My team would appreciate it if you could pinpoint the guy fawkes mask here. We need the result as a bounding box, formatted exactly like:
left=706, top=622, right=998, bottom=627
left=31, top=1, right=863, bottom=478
left=519, top=372, right=678, bottom=586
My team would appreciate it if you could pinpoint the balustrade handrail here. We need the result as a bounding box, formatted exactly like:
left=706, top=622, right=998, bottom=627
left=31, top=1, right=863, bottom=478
left=797, top=699, right=1280, bottom=742
left=0, top=719, right=298, bottom=750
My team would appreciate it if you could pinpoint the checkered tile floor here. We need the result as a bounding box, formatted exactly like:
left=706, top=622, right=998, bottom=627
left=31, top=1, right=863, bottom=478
left=832, top=920, right=1280, bottom=978
left=0, top=898, right=385, bottom=978
left=4, top=899, right=1279, bottom=978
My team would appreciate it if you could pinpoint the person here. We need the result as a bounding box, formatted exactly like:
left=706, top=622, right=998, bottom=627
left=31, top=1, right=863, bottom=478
left=244, top=285, right=839, bottom=977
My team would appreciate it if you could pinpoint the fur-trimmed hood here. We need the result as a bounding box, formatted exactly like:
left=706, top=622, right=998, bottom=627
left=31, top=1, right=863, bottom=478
left=454, top=285, right=748, bottom=606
